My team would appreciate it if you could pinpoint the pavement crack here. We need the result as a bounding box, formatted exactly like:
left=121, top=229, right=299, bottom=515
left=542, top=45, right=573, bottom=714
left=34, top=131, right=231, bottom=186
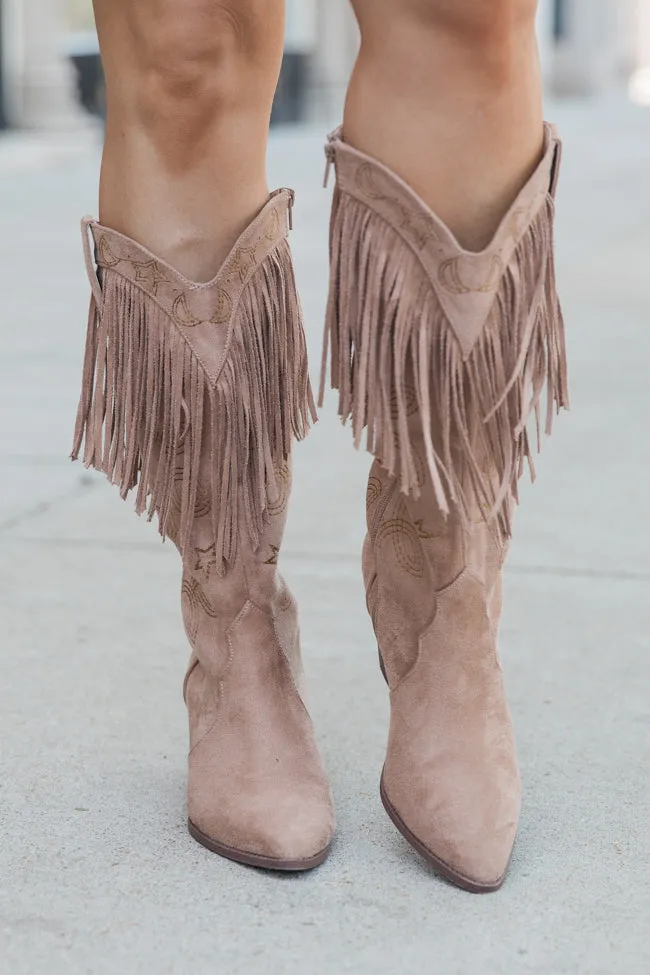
left=0, top=478, right=99, bottom=534
left=505, top=564, right=650, bottom=583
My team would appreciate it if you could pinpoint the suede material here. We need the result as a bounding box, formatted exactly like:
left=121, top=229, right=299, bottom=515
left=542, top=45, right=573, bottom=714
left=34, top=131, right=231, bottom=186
left=382, top=568, right=519, bottom=885
left=177, top=450, right=335, bottom=863
left=366, top=456, right=520, bottom=885
left=321, top=124, right=567, bottom=547
left=74, top=193, right=333, bottom=865
left=124, top=203, right=333, bottom=864
left=324, top=131, right=566, bottom=887
left=74, top=190, right=316, bottom=572
left=186, top=600, right=334, bottom=860
left=361, top=365, right=520, bottom=882
left=85, top=190, right=294, bottom=388
left=325, top=126, right=559, bottom=361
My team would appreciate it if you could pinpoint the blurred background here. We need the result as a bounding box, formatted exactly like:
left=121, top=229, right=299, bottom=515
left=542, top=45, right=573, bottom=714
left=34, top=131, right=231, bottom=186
left=1, top=3, right=649, bottom=975
left=1, top=0, right=650, bottom=128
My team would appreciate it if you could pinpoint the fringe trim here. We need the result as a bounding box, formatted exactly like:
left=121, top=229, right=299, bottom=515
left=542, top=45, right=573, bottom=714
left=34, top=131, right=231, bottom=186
left=321, top=190, right=569, bottom=538
left=71, top=237, right=315, bottom=566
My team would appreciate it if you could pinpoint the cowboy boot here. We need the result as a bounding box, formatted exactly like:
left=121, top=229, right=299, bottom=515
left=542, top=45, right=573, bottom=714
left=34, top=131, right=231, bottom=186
left=321, top=125, right=568, bottom=891
left=72, top=189, right=335, bottom=870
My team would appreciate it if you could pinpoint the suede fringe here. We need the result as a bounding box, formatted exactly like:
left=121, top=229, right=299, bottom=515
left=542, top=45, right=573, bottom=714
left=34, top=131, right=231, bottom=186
left=320, top=191, right=569, bottom=538
left=71, top=238, right=315, bottom=566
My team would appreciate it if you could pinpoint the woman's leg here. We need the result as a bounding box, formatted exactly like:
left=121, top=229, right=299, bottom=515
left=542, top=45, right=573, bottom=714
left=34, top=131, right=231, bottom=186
left=345, top=0, right=543, bottom=250
left=93, top=0, right=284, bottom=279
left=324, top=0, right=567, bottom=891
left=75, top=0, right=334, bottom=870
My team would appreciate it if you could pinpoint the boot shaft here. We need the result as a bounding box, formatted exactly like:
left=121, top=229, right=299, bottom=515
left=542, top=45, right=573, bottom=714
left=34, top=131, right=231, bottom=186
left=322, top=123, right=568, bottom=540
left=73, top=189, right=315, bottom=570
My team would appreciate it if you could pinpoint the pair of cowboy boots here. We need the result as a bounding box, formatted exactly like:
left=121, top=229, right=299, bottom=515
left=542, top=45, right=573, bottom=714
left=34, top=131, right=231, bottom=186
left=72, top=124, right=568, bottom=890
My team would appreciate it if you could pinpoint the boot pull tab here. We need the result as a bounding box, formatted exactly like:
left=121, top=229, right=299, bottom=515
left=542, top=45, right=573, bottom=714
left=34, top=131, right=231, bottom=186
left=269, top=188, right=295, bottom=232
left=323, top=140, right=337, bottom=189
left=549, top=139, right=563, bottom=200
left=286, top=188, right=295, bottom=231
left=81, top=216, right=103, bottom=307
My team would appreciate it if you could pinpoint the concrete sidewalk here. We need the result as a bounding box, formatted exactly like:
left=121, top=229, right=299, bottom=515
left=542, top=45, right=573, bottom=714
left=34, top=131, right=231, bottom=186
left=1, top=97, right=649, bottom=975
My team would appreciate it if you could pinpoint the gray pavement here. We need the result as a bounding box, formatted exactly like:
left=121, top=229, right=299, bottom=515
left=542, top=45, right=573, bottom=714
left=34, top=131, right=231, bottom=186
left=1, top=96, right=649, bottom=975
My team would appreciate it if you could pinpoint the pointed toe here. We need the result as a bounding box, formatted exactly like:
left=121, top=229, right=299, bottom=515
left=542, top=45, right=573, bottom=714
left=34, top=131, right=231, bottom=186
left=255, top=789, right=336, bottom=865
left=381, top=772, right=516, bottom=891
left=188, top=776, right=336, bottom=871
left=189, top=787, right=335, bottom=872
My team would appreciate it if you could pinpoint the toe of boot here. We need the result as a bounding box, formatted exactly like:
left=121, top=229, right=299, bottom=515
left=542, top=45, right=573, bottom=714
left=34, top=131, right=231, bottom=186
left=256, top=788, right=336, bottom=864
left=189, top=778, right=335, bottom=871
left=380, top=771, right=519, bottom=893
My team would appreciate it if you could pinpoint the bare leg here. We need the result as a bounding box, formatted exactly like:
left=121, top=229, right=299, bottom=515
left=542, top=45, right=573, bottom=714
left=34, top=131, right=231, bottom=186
left=93, top=0, right=285, bottom=280
left=345, top=0, right=543, bottom=251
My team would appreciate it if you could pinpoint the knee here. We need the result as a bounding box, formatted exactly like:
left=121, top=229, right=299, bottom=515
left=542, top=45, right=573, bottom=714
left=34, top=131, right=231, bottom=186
left=415, top=0, right=538, bottom=37
left=413, top=0, right=539, bottom=81
left=130, top=0, right=278, bottom=143
left=355, top=0, right=538, bottom=81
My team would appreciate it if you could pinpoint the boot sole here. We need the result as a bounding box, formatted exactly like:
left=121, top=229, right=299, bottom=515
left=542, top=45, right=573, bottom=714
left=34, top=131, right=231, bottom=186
left=379, top=774, right=507, bottom=894
left=187, top=818, right=331, bottom=872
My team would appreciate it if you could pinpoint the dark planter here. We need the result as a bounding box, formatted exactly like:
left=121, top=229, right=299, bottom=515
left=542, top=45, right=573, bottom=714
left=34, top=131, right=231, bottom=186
left=271, top=51, right=311, bottom=125
left=69, top=52, right=105, bottom=120
left=0, top=0, right=7, bottom=129
left=553, top=0, right=567, bottom=40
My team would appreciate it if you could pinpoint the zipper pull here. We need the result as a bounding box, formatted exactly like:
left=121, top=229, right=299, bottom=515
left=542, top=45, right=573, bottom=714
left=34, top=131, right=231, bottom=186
left=323, top=142, right=336, bottom=189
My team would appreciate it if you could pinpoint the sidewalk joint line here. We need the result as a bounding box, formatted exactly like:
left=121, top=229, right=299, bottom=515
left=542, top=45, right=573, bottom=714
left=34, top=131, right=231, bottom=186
left=0, top=535, right=648, bottom=583
left=0, top=479, right=99, bottom=534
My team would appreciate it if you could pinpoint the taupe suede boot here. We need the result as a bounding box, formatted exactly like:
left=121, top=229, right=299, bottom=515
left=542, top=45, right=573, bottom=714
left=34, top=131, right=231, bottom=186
left=321, top=125, right=568, bottom=891
left=72, top=190, right=335, bottom=870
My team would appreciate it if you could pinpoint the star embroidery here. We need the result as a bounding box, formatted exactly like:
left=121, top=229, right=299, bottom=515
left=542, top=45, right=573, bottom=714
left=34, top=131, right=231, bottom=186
left=231, top=247, right=257, bottom=283
left=413, top=518, right=434, bottom=540
left=264, top=544, right=280, bottom=565
left=194, top=544, right=218, bottom=580
left=132, top=259, right=168, bottom=295
left=264, top=208, right=281, bottom=241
